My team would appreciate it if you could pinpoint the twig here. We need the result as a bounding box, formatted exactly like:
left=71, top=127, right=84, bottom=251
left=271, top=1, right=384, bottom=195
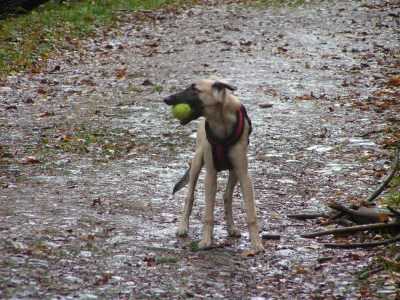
left=324, top=233, right=400, bottom=249
left=262, top=234, right=281, bottom=240
left=301, top=222, right=400, bottom=238
left=388, top=206, right=400, bottom=218
left=367, top=145, right=400, bottom=203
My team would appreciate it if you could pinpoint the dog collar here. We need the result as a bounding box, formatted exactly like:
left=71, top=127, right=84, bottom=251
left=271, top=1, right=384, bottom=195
left=205, top=105, right=252, bottom=172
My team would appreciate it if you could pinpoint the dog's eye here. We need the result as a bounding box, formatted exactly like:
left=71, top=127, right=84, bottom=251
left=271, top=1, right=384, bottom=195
left=191, top=84, right=201, bottom=93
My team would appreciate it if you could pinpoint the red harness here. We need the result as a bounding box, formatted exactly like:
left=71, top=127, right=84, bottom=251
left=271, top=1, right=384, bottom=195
left=205, top=105, right=252, bottom=172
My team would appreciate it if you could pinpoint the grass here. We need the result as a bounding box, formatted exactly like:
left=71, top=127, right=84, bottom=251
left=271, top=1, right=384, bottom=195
left=0, top=0, right=193, bottom=77
left=0, top=0, right=310, bottom=77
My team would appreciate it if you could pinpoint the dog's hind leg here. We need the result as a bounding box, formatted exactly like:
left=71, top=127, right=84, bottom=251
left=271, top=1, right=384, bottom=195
left=236, top=167, right=264, bottom=252
left=230, top=146, right=264, bottom=253
left=198, top=166, right=217, bottom=249
left=176, top=149, right=203, bottom=237
left=223, top=171, right=241, bottom=237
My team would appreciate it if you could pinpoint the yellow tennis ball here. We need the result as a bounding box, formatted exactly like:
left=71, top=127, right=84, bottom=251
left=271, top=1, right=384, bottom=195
left=172, top=103, right=192, bottom=121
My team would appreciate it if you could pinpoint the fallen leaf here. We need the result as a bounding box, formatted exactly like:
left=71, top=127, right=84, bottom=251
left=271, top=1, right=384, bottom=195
left=20, top=156, right=41, bottom=164
left=95, top=272, right=112, bottom=286
left=295, top=93, right=316, bottom=101
left=241, top=249, right=260, bottom=257
left=115, top=68, right=127, bottom=79
left=388, top=76, right=400, bottom=87
left=38, top=111, right=54, bottom=118
left=37, top=87, right=47, bottom=95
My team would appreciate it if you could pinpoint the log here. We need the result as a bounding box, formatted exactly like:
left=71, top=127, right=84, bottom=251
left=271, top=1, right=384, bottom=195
left=301, top=222, right=400, bottom=238
left=328, top=202, right=392, bottom=224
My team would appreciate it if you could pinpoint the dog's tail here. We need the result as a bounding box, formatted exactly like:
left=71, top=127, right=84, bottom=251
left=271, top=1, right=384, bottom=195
left=172, top=163, right=191, bottom=194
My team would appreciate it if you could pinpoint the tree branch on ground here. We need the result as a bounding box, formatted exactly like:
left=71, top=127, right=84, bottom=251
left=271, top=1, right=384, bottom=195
left=301, top=222, right=400, bottom=238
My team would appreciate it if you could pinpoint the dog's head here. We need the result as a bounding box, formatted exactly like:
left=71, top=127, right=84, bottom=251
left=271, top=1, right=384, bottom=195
left=164, top=79, right=237, bottom=125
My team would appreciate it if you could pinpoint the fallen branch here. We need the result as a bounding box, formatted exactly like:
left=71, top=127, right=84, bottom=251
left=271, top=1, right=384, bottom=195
left=388, top=206, right=400, bottom=219
left=367, top=145, right=400, bottom=203
left=328, top=202, right=392, bottom=224
left=262, top=234, right=281, bottom=240
left=301, top=222, right=400, bottom=238
left=324, top=233, right=400, bottom=249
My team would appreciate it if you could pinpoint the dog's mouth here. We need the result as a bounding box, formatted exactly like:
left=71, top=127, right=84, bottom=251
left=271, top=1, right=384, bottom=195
left=164, top=85, right=204, bottom=125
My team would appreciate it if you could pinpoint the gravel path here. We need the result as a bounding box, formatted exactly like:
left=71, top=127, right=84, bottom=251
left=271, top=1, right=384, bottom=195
left=1, top=0, right=399, bottom=298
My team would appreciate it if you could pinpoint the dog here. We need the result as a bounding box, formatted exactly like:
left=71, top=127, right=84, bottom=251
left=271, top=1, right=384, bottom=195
left=164, top=79, right=264, bottom=253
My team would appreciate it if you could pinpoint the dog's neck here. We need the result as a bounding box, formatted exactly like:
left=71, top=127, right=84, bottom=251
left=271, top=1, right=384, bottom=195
left=204, top=96, right=241, bottom=139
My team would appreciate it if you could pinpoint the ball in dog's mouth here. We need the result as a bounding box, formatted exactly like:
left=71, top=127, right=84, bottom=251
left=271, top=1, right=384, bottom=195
left=171, top=103, right=192, bottom=122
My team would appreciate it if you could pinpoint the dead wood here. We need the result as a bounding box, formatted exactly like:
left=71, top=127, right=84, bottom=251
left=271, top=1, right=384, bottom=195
left=328, top=202, right=392, bottom=224
left=261, top=234, right=281, bottom=240
left=388, top=206, right=400, bottom=219
left=301, top=222, right=400, bottom=238
left=324, top=233, right=400, bottom=249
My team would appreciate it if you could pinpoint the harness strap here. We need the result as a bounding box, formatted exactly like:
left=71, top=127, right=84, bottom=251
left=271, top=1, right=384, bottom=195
left=205, top=105, right=252, bottom=172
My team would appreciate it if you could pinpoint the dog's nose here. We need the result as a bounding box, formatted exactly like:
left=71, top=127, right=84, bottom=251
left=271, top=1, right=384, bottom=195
left=164, top=96, right=174, bottom=105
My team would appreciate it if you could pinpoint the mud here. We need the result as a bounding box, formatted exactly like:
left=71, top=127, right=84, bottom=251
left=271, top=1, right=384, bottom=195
left=1, top=0, right=400, bottom=299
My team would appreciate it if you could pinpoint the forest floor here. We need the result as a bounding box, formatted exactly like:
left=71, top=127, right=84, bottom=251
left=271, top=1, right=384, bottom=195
left=1, top=0, right=400, bottom=299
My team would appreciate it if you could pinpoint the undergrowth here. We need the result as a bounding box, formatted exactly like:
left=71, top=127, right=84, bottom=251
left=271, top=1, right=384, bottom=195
left=0, top=0, right=192, bottom=77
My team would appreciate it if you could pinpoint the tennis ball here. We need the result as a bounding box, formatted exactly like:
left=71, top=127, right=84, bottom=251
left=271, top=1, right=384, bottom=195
left=172, top=103, right=192, bottom=121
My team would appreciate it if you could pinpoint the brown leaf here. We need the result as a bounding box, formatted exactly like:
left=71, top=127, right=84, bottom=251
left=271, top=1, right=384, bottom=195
left=20, top=156, right=41, bottom=164
left=38, top=111, right=54, bottom=118
left=241, top=249, right=257, bottom=257
left=388, top=76, right=400, bottom=87
left=37, top=87, right=47, bottom=95
left=144, top=256, right=156, bottom=267
left=95, top=272, right=112, bottom=286
left=295, top=92, right=316, bottom=101
left=115, top=68, right=127, bottom=80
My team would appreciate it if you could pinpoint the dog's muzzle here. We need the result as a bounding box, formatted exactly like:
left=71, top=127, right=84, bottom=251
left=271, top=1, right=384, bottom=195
left=164, top=87, right=204, bottom=125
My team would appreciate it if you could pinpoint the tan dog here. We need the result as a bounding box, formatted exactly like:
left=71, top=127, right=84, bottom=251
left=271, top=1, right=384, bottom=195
left=164, top=79, right=264, bottom=253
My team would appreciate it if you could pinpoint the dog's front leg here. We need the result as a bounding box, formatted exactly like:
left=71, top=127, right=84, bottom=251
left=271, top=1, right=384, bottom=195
left=231, top=145, right=264, bottom=253
left=177, top=149, right=203, bottom=237
left=198, top=168, right=217, bottom=249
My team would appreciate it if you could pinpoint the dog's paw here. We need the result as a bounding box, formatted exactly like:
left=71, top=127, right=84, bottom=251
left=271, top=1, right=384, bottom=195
left=241, top=243, right=265, bottom=257
left=198, top=239, right=212, bottom=250
left=251, top=240, right=265, bottom=253
left=227, top=227, right=241, bottom=238
left=176, top=227, right=188, bottom=237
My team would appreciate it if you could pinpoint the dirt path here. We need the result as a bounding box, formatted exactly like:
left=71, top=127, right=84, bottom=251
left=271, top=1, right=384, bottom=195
left=1, top=0, right=399, bottom=299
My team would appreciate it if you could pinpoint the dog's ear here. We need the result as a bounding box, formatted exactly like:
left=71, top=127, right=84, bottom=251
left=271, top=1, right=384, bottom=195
left=212, top=81, right=236, bottom=103
left=212, top=81, right=237, bottom=92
